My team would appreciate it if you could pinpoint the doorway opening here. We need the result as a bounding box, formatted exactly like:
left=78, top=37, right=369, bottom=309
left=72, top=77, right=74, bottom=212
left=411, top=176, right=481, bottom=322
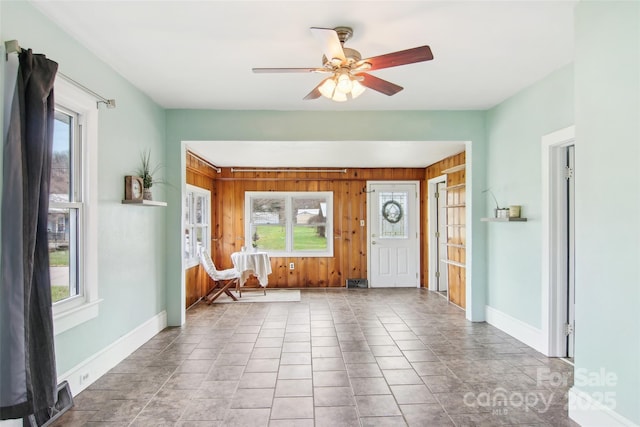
left=541, top=125, right=576, bottom=358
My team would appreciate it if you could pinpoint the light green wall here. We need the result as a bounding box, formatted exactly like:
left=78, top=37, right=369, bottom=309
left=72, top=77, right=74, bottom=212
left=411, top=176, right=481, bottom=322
left=574, top=1, right=640, bottom=423
left=0, top=1, right=167, bottom=374
left=485, top=65, right=574, bottom=327
left=164, top=110, right=488, bottom=324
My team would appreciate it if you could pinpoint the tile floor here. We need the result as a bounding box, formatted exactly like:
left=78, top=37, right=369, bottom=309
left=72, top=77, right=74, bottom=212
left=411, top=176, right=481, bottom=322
left=52, top=288, right=578, bottom=426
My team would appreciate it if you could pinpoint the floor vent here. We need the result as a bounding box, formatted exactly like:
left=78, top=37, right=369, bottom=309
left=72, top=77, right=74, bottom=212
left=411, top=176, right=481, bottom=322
left=25, top=381, right=74, bottom=427
left=346, top=278, right=368, bottom=288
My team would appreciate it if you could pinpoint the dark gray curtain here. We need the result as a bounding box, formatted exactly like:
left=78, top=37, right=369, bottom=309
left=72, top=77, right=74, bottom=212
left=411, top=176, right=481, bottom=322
left=0, top=49, right=59, bottom=420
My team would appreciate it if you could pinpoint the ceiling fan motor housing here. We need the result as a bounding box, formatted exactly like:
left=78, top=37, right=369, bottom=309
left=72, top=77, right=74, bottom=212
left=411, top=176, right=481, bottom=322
left=334, top=26, right=353, bottom=43
left=322, top=48, right=362, bottom=68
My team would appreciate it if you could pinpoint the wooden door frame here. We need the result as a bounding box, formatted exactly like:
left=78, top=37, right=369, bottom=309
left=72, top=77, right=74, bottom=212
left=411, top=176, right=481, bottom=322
left=541, top=125, right=575, bottom=357
left=366, top=180, right=421, bottom=288
left=427, top=175, right=448, bottom=291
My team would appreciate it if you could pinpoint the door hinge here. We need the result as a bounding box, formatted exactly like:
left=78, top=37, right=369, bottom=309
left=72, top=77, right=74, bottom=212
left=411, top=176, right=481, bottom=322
left=434, top=191, right=439, bottom=199
left=564, top=166, right=574, bottom=180
left=435, top=271, right=440, bottom=278
left=435, top=231, right=440, bottom=238
left=565, top=323, right=574, bottom=336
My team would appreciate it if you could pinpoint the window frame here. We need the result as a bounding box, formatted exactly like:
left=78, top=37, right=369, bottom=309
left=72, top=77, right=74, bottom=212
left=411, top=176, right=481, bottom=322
left=184, top=184, right=211, bottom=269
left=50, top=77, right=100, bottom=336
left=244, top=191, right=333, bottom=257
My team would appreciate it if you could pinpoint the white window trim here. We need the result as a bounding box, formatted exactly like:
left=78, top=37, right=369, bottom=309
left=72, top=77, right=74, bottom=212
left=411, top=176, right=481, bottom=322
left=245, top=191, right=333, bottom=257
left=51, top=77, right=101, bottom=336
left=184, top=184, right=211, bottom=269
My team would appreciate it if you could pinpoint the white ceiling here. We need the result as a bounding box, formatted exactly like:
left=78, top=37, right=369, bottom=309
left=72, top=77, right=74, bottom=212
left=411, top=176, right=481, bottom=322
left=32, top=0, right=575, bottom=168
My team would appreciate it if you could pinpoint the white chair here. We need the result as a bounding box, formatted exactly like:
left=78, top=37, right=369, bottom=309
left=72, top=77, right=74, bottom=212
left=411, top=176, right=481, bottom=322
left=200, top=250, right=240, bottom=303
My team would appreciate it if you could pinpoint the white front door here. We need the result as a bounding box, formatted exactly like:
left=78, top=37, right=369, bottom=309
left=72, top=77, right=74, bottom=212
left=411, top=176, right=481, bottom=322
left=368, top=181, right=420, bottom=288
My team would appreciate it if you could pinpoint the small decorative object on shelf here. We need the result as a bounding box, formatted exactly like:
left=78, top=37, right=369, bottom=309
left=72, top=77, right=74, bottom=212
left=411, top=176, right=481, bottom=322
left=509, top=205, right=521, bottom=218
left=123, top=175, right=144, bottom=201
left=482, top=188, right=512, bottom=218
left=123, top=150, right=166, bottom=206
left=136, top=149, right=163, bottom=201
left=496, top=208, right=510, bottom=218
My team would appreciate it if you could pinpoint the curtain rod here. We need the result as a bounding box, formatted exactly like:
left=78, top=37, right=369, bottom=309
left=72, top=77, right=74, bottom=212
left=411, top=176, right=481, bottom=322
left=231, top=168, right=348, bottom=173
left=4, top=40, right=116, bottom=109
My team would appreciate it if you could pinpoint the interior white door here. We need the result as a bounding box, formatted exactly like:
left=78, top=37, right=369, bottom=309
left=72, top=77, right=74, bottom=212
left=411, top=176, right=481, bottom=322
left=368, top=182, right=420, bottom=288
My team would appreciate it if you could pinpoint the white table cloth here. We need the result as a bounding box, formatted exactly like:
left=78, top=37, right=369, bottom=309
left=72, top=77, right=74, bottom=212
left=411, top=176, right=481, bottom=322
left=231, top=251, right=272, bottom=287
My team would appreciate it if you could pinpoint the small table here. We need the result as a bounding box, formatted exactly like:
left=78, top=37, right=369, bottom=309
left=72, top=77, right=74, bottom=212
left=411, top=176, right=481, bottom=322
left=231, top=251, right=272, bottom=296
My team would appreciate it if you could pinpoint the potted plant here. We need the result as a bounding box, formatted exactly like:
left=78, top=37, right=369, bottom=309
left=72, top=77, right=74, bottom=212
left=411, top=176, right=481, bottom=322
left=136, top=149, right=163, bottom=200
left=483, top=188, right=509, bottom=218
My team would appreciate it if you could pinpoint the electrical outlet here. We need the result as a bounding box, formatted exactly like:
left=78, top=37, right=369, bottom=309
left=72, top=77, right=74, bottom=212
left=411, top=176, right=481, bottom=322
left=79, top=371, right=90, bottom=385
left=360, top=220, right=365, bottom=227
left=289, top=262, right=295, bottom=270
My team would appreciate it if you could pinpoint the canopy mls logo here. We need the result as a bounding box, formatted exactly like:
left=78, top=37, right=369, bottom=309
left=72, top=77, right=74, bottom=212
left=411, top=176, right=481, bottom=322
left=462, top=388, right=555, bottom=415
left=462, top=367, right=618, bottom=416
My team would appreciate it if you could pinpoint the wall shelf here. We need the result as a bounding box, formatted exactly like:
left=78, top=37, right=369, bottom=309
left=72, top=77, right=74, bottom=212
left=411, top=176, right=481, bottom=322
left=443, top=204, right=466, bottom=208
left=443, top=183, right=465, bottom=191
left=440, top=259, right=466, bottom=268
left=122, top=200, right=167, bottom=207
left=481, top=217, right=527, bottom=222
left=441, top=164, right=466, bottom=174
left=445, top=243, right=466, bottom=249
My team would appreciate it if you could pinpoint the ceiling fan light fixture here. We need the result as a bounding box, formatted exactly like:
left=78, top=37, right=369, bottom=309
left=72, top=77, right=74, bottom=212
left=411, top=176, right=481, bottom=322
left=318, top=77, right=337, bottom=99
left=318, top=74, right=364, bottom=102
left=350, top=80, right=365, bottom=99
left=336, top=73, right=353, bottom=94
left=331, top=91, right=348, bottom=102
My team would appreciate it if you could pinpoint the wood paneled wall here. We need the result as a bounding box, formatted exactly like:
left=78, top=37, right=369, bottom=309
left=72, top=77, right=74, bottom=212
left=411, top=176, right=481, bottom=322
left=185, top=150, right=465, bottom=308
left=425, top=151, right=466, bottom=308
left=212, top=168, right=426, bottom=289
left=185, top=153, right=218, bottom=308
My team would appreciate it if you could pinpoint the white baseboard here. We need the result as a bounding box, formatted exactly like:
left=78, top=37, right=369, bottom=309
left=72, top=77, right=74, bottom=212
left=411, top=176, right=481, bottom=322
left=58, top=310, right=167, bottom=396
left=569, top=388, right=639, bottom=427
left=485, top=305, right=544, bottom=352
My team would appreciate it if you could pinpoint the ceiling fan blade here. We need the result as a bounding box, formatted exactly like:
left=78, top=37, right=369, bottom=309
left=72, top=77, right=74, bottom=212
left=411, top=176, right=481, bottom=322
left=358, top=46, right=433, bottom=71
left=252, top=67, right=329, bottom=73
left=303, top=77, right=331, bottom=100
left=359, top=73, right=404, bottom=96
left=310, top=27, right=346, bottom=62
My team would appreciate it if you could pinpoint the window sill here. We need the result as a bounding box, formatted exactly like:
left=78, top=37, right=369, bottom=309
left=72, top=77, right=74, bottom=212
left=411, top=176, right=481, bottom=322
left=53, top=298, right=102, bottom=336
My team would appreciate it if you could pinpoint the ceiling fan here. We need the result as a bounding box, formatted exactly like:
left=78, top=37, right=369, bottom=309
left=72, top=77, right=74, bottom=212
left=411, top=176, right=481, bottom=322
left=252, top=27, right=434, bottom=102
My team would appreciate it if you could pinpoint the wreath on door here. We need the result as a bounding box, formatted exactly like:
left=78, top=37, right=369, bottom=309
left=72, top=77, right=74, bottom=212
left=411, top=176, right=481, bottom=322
left=382, top=200, right=403, bottom=224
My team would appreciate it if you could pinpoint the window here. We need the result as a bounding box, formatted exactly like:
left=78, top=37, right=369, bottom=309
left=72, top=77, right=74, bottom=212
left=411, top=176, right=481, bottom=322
left=49, top=107, right=80, bottom=304
left=184, top=185, right=211, bottom=268
left=49, top=78, right=100, bottom=335
left=245, top=192, right=333, bottom=257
